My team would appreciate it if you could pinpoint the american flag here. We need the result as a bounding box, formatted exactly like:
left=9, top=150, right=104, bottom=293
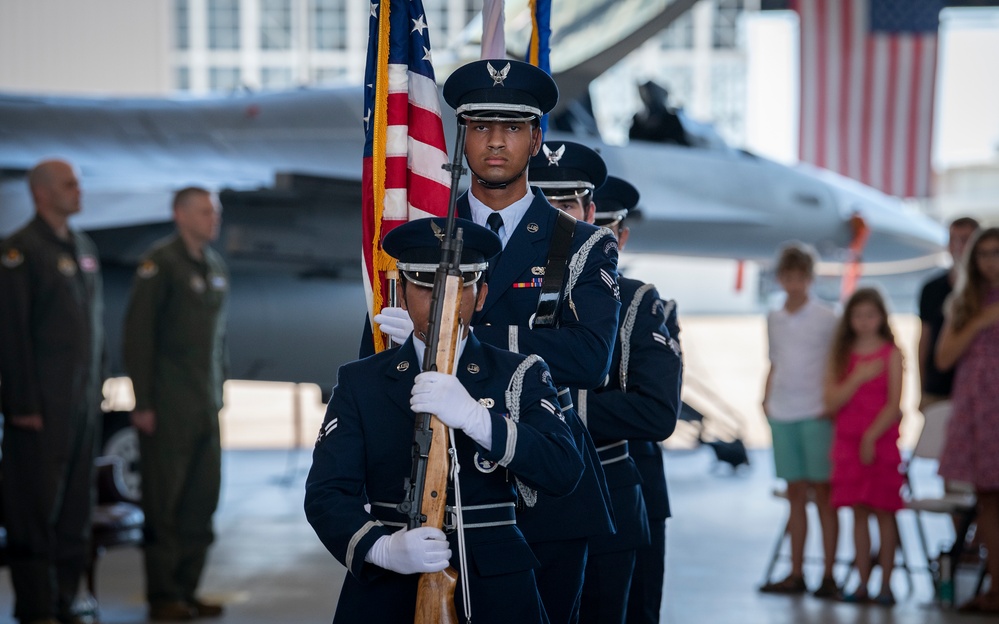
left=362, top=0, right=450, bottom=352
left=794, top=0, right=943, bottom=198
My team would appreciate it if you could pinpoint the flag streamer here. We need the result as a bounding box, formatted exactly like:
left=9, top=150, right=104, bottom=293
left=525, top=0, right=552, bottom=134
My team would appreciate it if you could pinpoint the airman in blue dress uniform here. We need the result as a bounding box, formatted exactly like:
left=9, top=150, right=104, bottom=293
left=371, top=61, right=621, bottom=624
left=306, top=218, right=583, bottom=624
left=591, top=177, right=683, bottom=624
left=530, top=150, right=680, bottom=623
left=442, top=60, right=620, bottom=624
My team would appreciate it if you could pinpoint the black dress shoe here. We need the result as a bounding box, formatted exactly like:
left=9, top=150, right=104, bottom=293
left=60, top=617, right=101, bottom=624
left=188, top=599, right=224, bottom=618
left=148, top=601, right=196, bottom=621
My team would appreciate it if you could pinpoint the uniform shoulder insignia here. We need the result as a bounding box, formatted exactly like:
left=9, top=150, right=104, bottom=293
left=603, top=238, right=618, bottom=256
left=316, top=417, right=338, bottom=445
left=1, top=248, right=23, bottom=268
left=539, top=368, right=552, bottom=386
left=137, top=259, right=159, bottom=279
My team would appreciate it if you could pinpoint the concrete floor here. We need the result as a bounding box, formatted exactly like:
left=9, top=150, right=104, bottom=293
left=0, top=447, right=993, bottom=624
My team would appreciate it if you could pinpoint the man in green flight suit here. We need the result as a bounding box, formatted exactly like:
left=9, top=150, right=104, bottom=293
left=0, top=159, right=104, bottom=624
left=123, top=187, right=228, bottom=622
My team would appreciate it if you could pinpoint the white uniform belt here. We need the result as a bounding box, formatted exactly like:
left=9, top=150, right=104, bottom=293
left=370, top=501, right=517, bottom=531
left=596, top=440, right=630, bottom=465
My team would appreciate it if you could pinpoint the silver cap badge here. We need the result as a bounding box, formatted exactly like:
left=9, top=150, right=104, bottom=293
left=543, top=144, right=565, bottom=166
left=487, top=61, right=510, bottom=86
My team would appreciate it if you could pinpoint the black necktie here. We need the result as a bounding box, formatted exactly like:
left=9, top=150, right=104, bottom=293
left=487, top=212, right=503, bottom=235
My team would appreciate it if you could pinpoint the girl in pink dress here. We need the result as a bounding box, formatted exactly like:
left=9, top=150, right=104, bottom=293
left=936, top=227, right=999, bottom=614
left=824, top=287, right=904, bottom=605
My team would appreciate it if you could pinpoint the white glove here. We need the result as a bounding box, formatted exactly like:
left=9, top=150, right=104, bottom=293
left=374, top=307, right=413, bottom=345
left=365, top=527, right=451, bottom=574
left=411, top=372, right=493, bottom=450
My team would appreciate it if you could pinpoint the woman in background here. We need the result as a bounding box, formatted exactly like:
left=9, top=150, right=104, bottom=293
left=936, top=227, right=999, bottom=614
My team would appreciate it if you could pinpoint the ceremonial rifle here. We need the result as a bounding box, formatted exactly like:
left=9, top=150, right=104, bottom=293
left=397, top=123, right=468, bottom=624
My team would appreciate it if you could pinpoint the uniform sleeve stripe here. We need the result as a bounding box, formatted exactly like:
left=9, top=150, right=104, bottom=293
left=346, top=520, right=381, bottom=572
left=324, top=418, right=338, bottom=433
left=499, top=418, right=517, bottom=466
left=652, top=332, right=668, bottom=345
left=600, top=268, right=614, bottom=288
left=540, top=398, right=557, bottom=415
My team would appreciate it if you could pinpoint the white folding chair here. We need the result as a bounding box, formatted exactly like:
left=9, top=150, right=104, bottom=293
left=902, top=401, right=978, bottom=597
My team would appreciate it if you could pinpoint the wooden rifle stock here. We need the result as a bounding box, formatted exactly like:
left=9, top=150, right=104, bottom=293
left=404, top=122, right=469, bottom=624
left=413, top=271, right=462, bottom=624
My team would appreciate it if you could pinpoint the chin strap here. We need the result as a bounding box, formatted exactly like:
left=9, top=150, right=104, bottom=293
left=472, top=167, right=526, bottom=190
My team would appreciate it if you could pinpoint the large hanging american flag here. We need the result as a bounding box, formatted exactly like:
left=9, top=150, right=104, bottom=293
left=362, top=0, right=450, bottom=352
left=793, top=0, right=943, bottom=198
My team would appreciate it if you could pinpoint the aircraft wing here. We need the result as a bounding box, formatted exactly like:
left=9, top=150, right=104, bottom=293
left=0, top=89, right=365, bottom=233
left=563, top=136, right=945, bottom=265
left=0, top=85, right=949, bottom=391
left=0, top=86, right=945, bottom=269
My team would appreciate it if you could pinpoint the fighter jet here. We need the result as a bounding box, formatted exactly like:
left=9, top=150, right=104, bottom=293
left=0, top=0, right=948, bottom=392
left=0, top=78, right=946, bottom=385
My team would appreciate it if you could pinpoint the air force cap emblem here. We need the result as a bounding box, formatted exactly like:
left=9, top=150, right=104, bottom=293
left=487, top=61, right=510, bottom=86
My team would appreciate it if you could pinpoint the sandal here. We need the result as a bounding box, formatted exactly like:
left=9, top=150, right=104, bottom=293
left=872, top=591, right=895, bottom=607
left=839, top=589, right=870, bottom=604
left=812, top=576, right=839, bottom=599
left=759, top=574, right=807, bottom=594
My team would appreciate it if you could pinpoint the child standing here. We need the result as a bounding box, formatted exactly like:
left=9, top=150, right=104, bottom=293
left=760, top=244, right=839, bottom=597
left=825, top=287, right=904, bottom=605
left=935, top=227, right=999, bottom=614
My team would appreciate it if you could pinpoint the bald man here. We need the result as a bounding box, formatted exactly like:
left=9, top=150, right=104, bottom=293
left=0, top=159, right=105, bottom=624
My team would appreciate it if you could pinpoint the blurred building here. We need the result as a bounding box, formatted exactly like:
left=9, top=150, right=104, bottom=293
left=934, top=161, right=999, bottom=225
left=0, top=0, right=478, bottom=96
left=0, top=0, right=171, bottom=95
left=170, top=0, right=477, bottom=93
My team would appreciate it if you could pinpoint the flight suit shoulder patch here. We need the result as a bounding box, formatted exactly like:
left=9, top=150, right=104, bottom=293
left=137, top=260, right=159, bottom=279
left=1, top=248, right=23, bottom=268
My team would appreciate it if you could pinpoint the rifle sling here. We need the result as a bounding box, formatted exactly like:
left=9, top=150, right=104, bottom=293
left=533, top=210, right=576, bottom=329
